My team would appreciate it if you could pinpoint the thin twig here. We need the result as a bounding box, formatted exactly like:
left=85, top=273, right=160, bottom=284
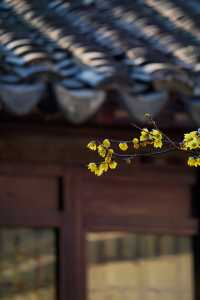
left=110, top=139, right=133, bottom=143
left=113, top=147, right=176, bottom=158
left=146, top=115, right=180, bottom=150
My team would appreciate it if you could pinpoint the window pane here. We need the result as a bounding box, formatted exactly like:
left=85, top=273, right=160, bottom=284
left=87, top=232, right=194, bottom=300
left=0, top=228, right=57, bottom=300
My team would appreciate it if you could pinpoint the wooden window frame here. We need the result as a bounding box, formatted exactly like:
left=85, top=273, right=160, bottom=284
left=0, top=163, right=70, bottom=300
left=78, top=167, right=199, bottom=300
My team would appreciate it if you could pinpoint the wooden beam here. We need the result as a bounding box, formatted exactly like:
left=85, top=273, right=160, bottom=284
left=0, top=209, right=64, bottom=227
left=0, top=162, right=64, bottom=176
left=0, top=122, right=193, bottom=167
left=85, top=214, right=198, bottom=236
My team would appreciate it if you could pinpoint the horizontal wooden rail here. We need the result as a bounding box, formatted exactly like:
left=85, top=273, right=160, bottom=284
left=85, top=214, right=199, bottom=235
left=0, top=209, right=65, bottom=227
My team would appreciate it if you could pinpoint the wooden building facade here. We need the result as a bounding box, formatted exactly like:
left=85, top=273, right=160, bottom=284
left=0, top=121, right=199, bottom=300
left=0, top=0, right=200, bottom=299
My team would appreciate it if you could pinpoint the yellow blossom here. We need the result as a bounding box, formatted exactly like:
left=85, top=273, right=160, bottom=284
left=183, top=131, right=200, bottom=150
left=97, top=145, right=106, bottom=157
left=105, top=156, right=112, bottom=163
left=99, top=162, right=109, bottom=172
left=88, top=163, right=97, bottom=172
left=184, top=131, right=197, bottom=141
left=151, top=129, right=161, bottom=138
left=140, top=128, right=151, bottom=142
left=102, top=139, right=111, bottom=149
left=119, top=142, right=128, bottom=151
left=105, top=148, right=114, bottom=163
left=87, top=140, right=97, bottom=151
left=107, top=148, right=114, bottom=156
left=109, top=161, right=118, bottom=169
left=187, top=156, right=200, bottom=167
left=151, top=129, right=162, bottom=148
left=153, top=139, right=162, bottom=148
left=94, top=168, right=104, bottom=176
left=132, top=138, right=140, bottom=149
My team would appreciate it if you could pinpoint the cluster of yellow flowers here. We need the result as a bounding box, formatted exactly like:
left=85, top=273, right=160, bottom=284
left=182, top=130, right=200, bottom=150
left=118, top=128, right=163, bottom=152
left=87, top=126, right=200, bottom=175
left=181, top=130, right=200, bottom=167
left=140, top=128, right=163, bottom=148
left=87, top=139, right=118, bottom=176
left=87, top=128, right=163, bottom=176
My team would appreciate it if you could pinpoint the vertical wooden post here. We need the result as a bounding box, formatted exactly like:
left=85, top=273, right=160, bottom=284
left=60, top=167, right=86, bottom=300
left=59, top=225, right=69, bottom=300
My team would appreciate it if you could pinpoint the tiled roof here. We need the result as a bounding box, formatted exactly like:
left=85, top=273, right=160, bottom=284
left=0, top=0, right=200, bottom=124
